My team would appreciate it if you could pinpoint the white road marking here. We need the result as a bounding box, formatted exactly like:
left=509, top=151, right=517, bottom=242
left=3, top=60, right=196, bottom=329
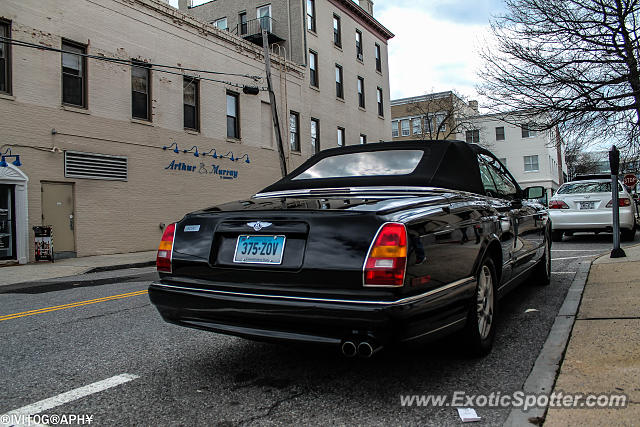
left=551, top=271, right=577, bottom=274
left=1, top=374, right=139, bottom=420
left=552, top=255, right=599, bottom=261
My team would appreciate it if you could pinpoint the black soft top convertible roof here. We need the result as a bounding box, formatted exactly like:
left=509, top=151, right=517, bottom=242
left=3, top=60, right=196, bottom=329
left=261, top=140, right=506, bottom=195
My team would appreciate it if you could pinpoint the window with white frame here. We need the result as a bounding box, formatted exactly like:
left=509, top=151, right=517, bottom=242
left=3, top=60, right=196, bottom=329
left=521, top=123, right=536, bottom=138
left=412, top=118, right=421, bottom=135
left=337, top=127, right=345, bottom=146
left=524, top=155, right=539, bottom=172
left=434, top=113, right=447, bottom=132
left=392, top=121, right=399, bottom=137
left=466, top=129, right=480, bottom=143
left=213, top=17, right=228, bottom=30
left=401, top=119, right=410, bottom=136
left=496, top=126, right=505, bottom=141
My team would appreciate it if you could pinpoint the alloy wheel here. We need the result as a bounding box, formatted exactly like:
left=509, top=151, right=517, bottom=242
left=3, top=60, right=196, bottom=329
left=477, top=265, right=494, bottom=340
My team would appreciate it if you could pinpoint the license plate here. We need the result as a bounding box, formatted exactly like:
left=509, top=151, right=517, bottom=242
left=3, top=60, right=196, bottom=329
left=580, top=201, right=595, bottom=209
left=233, top=235, right=286, bottom=264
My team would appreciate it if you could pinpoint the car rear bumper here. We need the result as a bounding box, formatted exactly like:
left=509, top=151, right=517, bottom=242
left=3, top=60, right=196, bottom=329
left=148, top=279, right=474, bottom=346
left=549, top=208, right=635, bottom=230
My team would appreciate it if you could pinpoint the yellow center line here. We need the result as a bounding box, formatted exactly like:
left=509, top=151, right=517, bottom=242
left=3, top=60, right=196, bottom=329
left=0, top=290, right=149, bottom=322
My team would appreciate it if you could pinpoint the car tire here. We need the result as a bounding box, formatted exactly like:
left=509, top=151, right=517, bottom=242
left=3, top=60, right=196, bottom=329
left=551, top=230, right=563, bottom=242
left=531, top=231, right=551, bottom=286
left=622, top=225, right=636, bottom=242
left=463, top=257, right=497, bottom=357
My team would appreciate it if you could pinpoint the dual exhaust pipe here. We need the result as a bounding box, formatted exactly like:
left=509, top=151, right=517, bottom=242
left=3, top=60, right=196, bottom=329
left=340, top=340, right=381, bottom=358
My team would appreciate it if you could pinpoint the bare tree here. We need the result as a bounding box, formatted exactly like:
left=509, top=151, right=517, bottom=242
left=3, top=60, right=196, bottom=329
left=404, top=92, right=483, bottom=145
left=479, top=0, right=640, bottom=150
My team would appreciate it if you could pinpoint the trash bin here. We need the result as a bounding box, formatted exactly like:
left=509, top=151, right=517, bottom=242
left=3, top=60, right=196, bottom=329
left=33, top=226, right=54, bottom=262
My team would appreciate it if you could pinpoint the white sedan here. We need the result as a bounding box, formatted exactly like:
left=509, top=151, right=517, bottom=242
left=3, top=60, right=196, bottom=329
left=549, top=177, right=637, bottom=242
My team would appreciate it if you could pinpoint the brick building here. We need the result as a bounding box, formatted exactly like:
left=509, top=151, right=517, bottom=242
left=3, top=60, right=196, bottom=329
left=0, top=0, right=392, bottom=263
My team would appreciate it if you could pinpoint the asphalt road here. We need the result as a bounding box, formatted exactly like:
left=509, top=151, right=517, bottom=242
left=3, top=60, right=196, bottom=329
left=0, top=233, right=637, bottom=426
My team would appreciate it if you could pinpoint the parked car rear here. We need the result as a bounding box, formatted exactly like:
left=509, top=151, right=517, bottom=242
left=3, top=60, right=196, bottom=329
left=549, top=176, right=636, bottom=241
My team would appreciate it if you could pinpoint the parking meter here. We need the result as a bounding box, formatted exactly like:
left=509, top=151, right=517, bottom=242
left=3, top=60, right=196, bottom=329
left=609, top=146, right=626, bottom=258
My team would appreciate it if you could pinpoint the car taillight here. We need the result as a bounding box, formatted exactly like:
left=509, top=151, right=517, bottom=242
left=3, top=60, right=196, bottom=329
left=549, top=200, right=570, bottom=209
left=606, top=198, right=631, bottom=208
left=364, top=223, right=408, bottom=287
left=157, top=223, right=176, bottom=273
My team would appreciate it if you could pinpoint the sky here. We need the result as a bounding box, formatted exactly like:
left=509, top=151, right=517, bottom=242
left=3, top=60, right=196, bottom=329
left=168, top=0, right=506, bottom=103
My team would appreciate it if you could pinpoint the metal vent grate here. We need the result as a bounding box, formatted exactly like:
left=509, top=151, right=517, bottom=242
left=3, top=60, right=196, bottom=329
left=64, top=151, right=128, bottom=181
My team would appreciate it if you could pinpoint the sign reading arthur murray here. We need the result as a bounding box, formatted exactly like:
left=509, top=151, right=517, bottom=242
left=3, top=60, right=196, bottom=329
left=164, top=160, right=240, bottom=180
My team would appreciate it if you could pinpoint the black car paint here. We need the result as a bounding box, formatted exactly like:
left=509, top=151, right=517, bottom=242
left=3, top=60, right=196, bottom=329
left=149, top=141, right=549, bottom=348
left=149, top=194, right=547, bottom=346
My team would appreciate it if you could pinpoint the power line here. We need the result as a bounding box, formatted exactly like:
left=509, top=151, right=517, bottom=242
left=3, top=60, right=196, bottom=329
left=0, top=36, right=267, bottom=91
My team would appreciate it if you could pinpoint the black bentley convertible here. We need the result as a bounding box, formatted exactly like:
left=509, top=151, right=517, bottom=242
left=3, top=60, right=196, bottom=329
left=149, top=140, right=550, bottom=357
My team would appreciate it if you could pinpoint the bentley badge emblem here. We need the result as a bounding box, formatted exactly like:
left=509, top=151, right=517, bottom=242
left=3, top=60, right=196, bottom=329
left=247, top=221, right=272, bottom=231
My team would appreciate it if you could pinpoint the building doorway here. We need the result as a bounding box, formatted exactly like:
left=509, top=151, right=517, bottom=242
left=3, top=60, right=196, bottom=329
left=41, top=182, right=76, bottom=259
left=0, top=184, right=16, bottom=260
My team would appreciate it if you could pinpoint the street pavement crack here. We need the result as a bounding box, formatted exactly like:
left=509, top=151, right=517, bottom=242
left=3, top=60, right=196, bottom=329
left=237, top=390, right=306, bottom=426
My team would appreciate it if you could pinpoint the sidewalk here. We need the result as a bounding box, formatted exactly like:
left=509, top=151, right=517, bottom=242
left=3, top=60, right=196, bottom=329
left=0, top=251, right=156, bottom=288
left=545, top=244, right=640, bottom=425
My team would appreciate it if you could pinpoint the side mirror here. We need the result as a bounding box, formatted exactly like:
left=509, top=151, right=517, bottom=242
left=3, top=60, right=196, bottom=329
left=523, top=186, right=545, bottom=200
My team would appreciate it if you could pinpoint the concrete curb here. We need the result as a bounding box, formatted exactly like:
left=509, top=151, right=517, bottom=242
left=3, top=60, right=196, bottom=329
left=0, top=267, right=158, bottom=294
left=504, top=260, right=592, bottom=426
left=84, top=261, right=156, bottom=274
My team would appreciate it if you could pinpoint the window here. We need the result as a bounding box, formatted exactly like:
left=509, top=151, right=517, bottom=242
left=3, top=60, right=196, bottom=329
left=524, top=155, right=539, bottom=172
left=496, top=126, right=505, bottom=141
left=423, top=116, right=432, bottom=133
left=239, top=12, right=247, bottom=34
left=289, top=111, right=300, bottom=152
left=337, top=127, right=345, bottom=146
left=465, top=129, right=480, bottom=143
left=522, top=123, right=536, bottom=138
left=401, top=119, right=410, bottom=136
left=375, top=43, right=381, bottom=72
left=360, top=134, right=367, bottom=144
left=355, top=30, right=363, bottom=60
left=306, top=0, right=316, bottom=32
left=131, top=61, right=151, bottom=120
left=412, top=118, right=421, bottom=135
left=335, top=64, right=343, bottom=99
left=213, top=17, right=227, bottom=30
left=392, top=121, right=399, bottom=137
left=309, top=50, right=318, bottom=88
left=311, top=118, right=320, bottom=153
left=0, top=20, right=11, bottom=94
left=357, top=76, right=365, bottom=108
left=183, top=77, right=199, bottom=131
left=377, top=87, right=384, bottom=117
left=333, top=15, right=341, bottom=47
left=226, top=91, right=240, bottom=139
left=480, top=154, right=518, bottom=198
left=62, top=40, right=86, bottom=107
left=257, top=5, right=272, bottom=32
left=293, top=150, right=424, bottom=180
left=434, top=114, right=447, bottom=132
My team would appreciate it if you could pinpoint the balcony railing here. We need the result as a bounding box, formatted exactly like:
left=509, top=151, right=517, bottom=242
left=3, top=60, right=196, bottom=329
left=233, top=17, right=284, bottom=46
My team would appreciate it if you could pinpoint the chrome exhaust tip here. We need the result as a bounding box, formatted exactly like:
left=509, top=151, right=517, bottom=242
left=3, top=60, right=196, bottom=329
left=357, top=341, right=375, bottom=358
left=341, top=341, right=357, bottom=357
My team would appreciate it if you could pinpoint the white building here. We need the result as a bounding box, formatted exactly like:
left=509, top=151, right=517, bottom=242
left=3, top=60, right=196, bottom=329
left=464, top=113, right=567, bottom=198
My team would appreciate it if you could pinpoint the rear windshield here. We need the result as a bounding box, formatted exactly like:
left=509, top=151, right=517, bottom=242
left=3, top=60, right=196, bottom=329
left=292, top=150, right=424, bottom=180
left=557, top=181, right=622, bottom=194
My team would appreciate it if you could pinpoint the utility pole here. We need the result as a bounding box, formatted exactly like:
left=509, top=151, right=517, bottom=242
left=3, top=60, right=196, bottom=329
left=262, top=30, right=287, bottom=177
